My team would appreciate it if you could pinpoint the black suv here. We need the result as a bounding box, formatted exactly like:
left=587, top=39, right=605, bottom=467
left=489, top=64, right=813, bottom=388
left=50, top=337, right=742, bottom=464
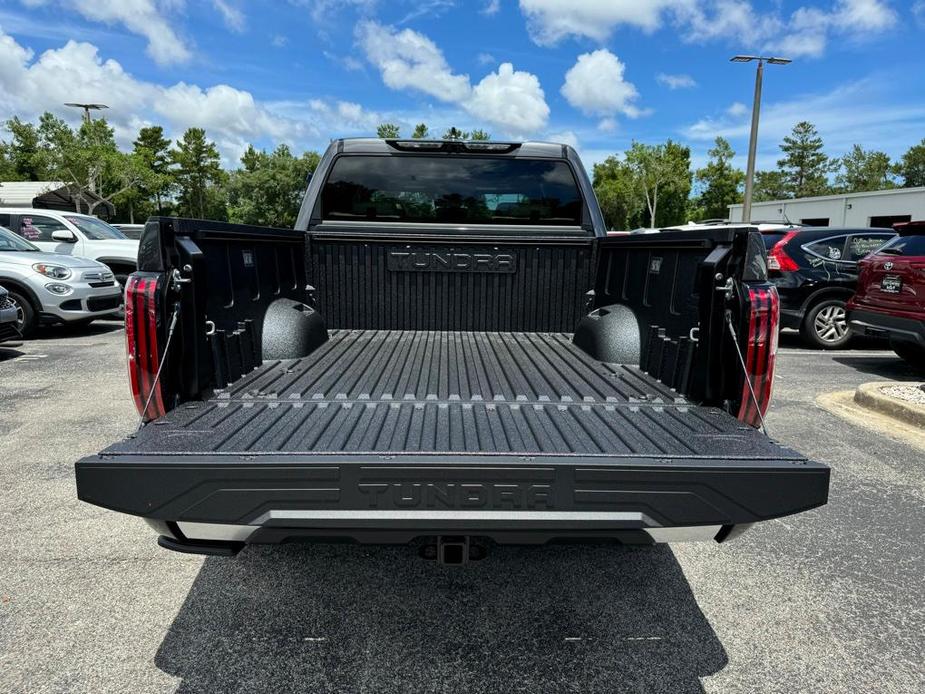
left=764, top=227, right=895, bottom=348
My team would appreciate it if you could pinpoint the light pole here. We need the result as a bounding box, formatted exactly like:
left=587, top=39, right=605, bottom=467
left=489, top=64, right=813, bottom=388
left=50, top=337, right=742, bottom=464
left=64, top=102, right=109, bottom=124
left=730, top=55, right=790, bottom=223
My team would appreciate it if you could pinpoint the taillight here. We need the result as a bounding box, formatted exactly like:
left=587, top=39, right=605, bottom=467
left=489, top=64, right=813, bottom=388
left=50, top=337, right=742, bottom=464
left=125, top=274, right=166, bottom=421
left=768, top=231, right=799, bottom=272
left=736, top=285, right=779, bottom=428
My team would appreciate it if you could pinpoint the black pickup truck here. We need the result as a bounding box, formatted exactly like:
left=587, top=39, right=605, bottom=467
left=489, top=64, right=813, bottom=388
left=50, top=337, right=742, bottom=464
left=76, top=139, right=828, bottom=562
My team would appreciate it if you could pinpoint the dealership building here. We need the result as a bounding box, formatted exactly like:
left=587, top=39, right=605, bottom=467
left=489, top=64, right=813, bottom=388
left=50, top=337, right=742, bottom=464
left=728, top=186, right=925, bottom=228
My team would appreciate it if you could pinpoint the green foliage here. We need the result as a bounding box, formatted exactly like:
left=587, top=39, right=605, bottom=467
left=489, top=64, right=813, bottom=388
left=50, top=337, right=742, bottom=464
left=752, top=170, right=788, bottom=202
left=777, top=121, right=832, bottom=197
left=227, top=144, right=321, bottom=227
left=592, top=156, right=642, bottom=230
left=624, top=140, right=692, bottom=228
left=469, top=129, right=491, bottom=141
left=376, top=123, right=401, bottom=138
left=896, top=139, right=925, bottom=188
left=411, top=123, right=429, bottom=139
left=170, top=128, right=226, bottom=220
left=834, top=145, right=895, bottom=193
left=692, top=137, right=744, bottom=220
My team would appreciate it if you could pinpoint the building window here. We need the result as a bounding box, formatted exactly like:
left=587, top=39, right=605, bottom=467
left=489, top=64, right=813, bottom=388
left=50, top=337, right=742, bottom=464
left=869, top=214, right=911, bottom=229
left=801, top=218, right=830, bottom=226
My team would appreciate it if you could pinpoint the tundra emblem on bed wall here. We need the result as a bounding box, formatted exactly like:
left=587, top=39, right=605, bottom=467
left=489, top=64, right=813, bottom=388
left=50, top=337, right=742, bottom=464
left=387, top=250, right=517, bottom=273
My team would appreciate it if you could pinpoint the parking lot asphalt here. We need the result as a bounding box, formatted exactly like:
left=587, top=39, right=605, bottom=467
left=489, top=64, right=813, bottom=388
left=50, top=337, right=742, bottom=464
left=1, top=324, right=923, bottom=694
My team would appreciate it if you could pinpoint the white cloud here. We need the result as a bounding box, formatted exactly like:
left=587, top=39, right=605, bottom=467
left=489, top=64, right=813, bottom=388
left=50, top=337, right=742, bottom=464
left=481, top=0, right=500, bottom=15
left=0, top=28, right=340, bottom=163
left=477, top=52, right=495, bottom=65
left=726, top=101, right=748, bottom=117
left=518, top=0, right=897, bottom=58
left=915, top=1, right=925, bottom=26
left=468, top=63, right=549, bottom=134
left=22, top=0, right=192, bottom=65
left=271, top=34, right=288, bottom=47
left=678, top=0, right=898, bottom=58
left=212, top=0, right=245, bottom=32
left=355, top=20, right=471, bottom=102
left=518, top=0, right=677, bottom=45
left=356, top=20, right=549, bottom=135
left=302, top=0, right=377, bottom=24
left=656, top=72, right=696, bottom=89
left=561, top=49, right=640, bottom=120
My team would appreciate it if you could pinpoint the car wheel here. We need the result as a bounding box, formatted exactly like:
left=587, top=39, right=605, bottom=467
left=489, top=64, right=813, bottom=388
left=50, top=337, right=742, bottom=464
left=7, top=291, right=37, bottom=338
left=801, top=298, right=852, bottom=349
left=890, top=339, right=925, bottom=368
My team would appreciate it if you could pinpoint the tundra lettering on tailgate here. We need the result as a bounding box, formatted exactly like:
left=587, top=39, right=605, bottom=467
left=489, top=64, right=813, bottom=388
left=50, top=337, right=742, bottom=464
left=387, top=250, right=516, bottom=273
left=358, top=482, right=553, bottom=509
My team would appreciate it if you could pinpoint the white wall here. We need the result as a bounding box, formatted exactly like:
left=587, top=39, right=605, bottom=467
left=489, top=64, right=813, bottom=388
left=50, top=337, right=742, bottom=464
left=728, top=187, right=925, bottom=226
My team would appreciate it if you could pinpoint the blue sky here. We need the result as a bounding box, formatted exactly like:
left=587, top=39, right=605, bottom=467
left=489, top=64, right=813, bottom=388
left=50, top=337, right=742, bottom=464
left=1, top=0, right=923, bottom=173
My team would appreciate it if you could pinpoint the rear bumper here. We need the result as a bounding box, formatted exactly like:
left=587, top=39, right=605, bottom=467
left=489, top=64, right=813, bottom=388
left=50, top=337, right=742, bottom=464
left=75, top=454, right=830, bottom=548
left=848, top=308, right=925, bottom=346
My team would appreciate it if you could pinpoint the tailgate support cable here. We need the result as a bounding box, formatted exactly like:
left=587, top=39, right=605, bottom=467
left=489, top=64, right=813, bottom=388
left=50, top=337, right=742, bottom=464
left=724, top=308, right=769, bottom=437
left=137, top=301, right=181, bottom=431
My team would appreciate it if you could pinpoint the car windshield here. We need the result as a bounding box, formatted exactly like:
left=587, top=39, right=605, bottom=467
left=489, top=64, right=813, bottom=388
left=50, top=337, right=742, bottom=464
left=0, top=225, right=40, bottom=251
left=63, top=215, right=127, bottom=240
left=321, top=155, right=584, bottom=227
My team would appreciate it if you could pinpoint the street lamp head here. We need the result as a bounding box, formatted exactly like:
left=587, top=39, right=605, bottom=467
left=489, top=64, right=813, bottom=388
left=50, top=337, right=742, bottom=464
left=730, top=55, right=792, bottom=65
left=64, top=103, right=109, bottom=110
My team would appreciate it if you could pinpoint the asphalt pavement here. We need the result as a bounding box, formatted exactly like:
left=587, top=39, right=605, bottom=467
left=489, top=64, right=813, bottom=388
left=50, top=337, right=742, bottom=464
left=0, top=324, right=923, bottom=693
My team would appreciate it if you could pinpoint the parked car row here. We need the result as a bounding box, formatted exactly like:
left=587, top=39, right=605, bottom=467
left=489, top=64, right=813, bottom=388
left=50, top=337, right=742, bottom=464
left=0, top=209, right=139, bottom=338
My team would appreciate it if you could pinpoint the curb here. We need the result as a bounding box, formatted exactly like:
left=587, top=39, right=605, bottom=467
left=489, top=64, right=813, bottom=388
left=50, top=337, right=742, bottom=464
left=854, top=382, right=925, bottom=429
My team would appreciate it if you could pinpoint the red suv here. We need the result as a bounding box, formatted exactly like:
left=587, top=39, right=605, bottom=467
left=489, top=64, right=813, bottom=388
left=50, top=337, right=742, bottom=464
left=848, top=221, right=925, bottom=366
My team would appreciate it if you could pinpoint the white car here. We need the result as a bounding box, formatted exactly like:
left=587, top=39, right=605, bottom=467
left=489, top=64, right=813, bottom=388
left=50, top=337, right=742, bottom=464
left=0, top=226, right=123, bottom=336
left=0, top=208, right=139, bottom=286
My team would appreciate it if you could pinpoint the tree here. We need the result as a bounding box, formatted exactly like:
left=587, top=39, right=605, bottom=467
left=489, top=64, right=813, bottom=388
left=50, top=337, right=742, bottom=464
left=469, top=129, right=491, bottom=141
left=170, top=128, right=226, bottom=220
left=592, top=156, right=643, bottom=230
left=834, top=145, right=894, bottom=193
left=895, top=139, right=925, bottom=188
left=47, top=117, right=151, bottom=217
left=376, top=123, right=400, bottom=138
left=692, top=137, right=744, bottom=220
left=443, top=127, right=468, bottom=140
left=133, top=126, right=173, bottom=215
left=624, top=140, right=692, bottom=228
left=3, top=114, right=67, bottom=181
left=777, top=121, right=832, bottom=198
left=752, top=170, right=788, bottom=202
left=227, top=144, right=321, bottom=227
left=411, top=123, right=430, bottom=139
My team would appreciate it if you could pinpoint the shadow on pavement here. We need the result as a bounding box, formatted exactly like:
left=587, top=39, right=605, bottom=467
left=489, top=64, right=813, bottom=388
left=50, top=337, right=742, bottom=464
left=155, top=543, right=726, bottom=693
left=28, top=319, right=123, bottom=341
left=0, top=346, right=25, bottom=361
left=832, top=355, right=922, bottom=379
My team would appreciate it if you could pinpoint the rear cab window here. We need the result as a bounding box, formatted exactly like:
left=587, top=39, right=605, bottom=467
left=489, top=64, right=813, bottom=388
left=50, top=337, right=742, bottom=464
left=319, top=155, right=584, bottom=229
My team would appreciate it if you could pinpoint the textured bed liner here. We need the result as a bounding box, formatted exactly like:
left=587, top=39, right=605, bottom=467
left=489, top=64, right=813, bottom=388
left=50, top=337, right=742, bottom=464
left=107, top=330, right=799, bottom=460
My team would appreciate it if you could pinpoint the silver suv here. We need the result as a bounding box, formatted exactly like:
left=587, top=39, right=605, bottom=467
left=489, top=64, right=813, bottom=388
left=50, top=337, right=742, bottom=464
left=0, top=226, right=123, bottom=337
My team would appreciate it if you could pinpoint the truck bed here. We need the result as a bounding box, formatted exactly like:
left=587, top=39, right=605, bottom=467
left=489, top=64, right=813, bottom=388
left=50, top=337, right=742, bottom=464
left=76, top=330, right=829, bottom=547
left=104, top=330, right=793, bottom=459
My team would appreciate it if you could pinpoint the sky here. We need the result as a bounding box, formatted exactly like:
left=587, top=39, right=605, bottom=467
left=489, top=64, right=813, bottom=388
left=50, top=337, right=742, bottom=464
left=0, top=0, right=923, bottom=173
